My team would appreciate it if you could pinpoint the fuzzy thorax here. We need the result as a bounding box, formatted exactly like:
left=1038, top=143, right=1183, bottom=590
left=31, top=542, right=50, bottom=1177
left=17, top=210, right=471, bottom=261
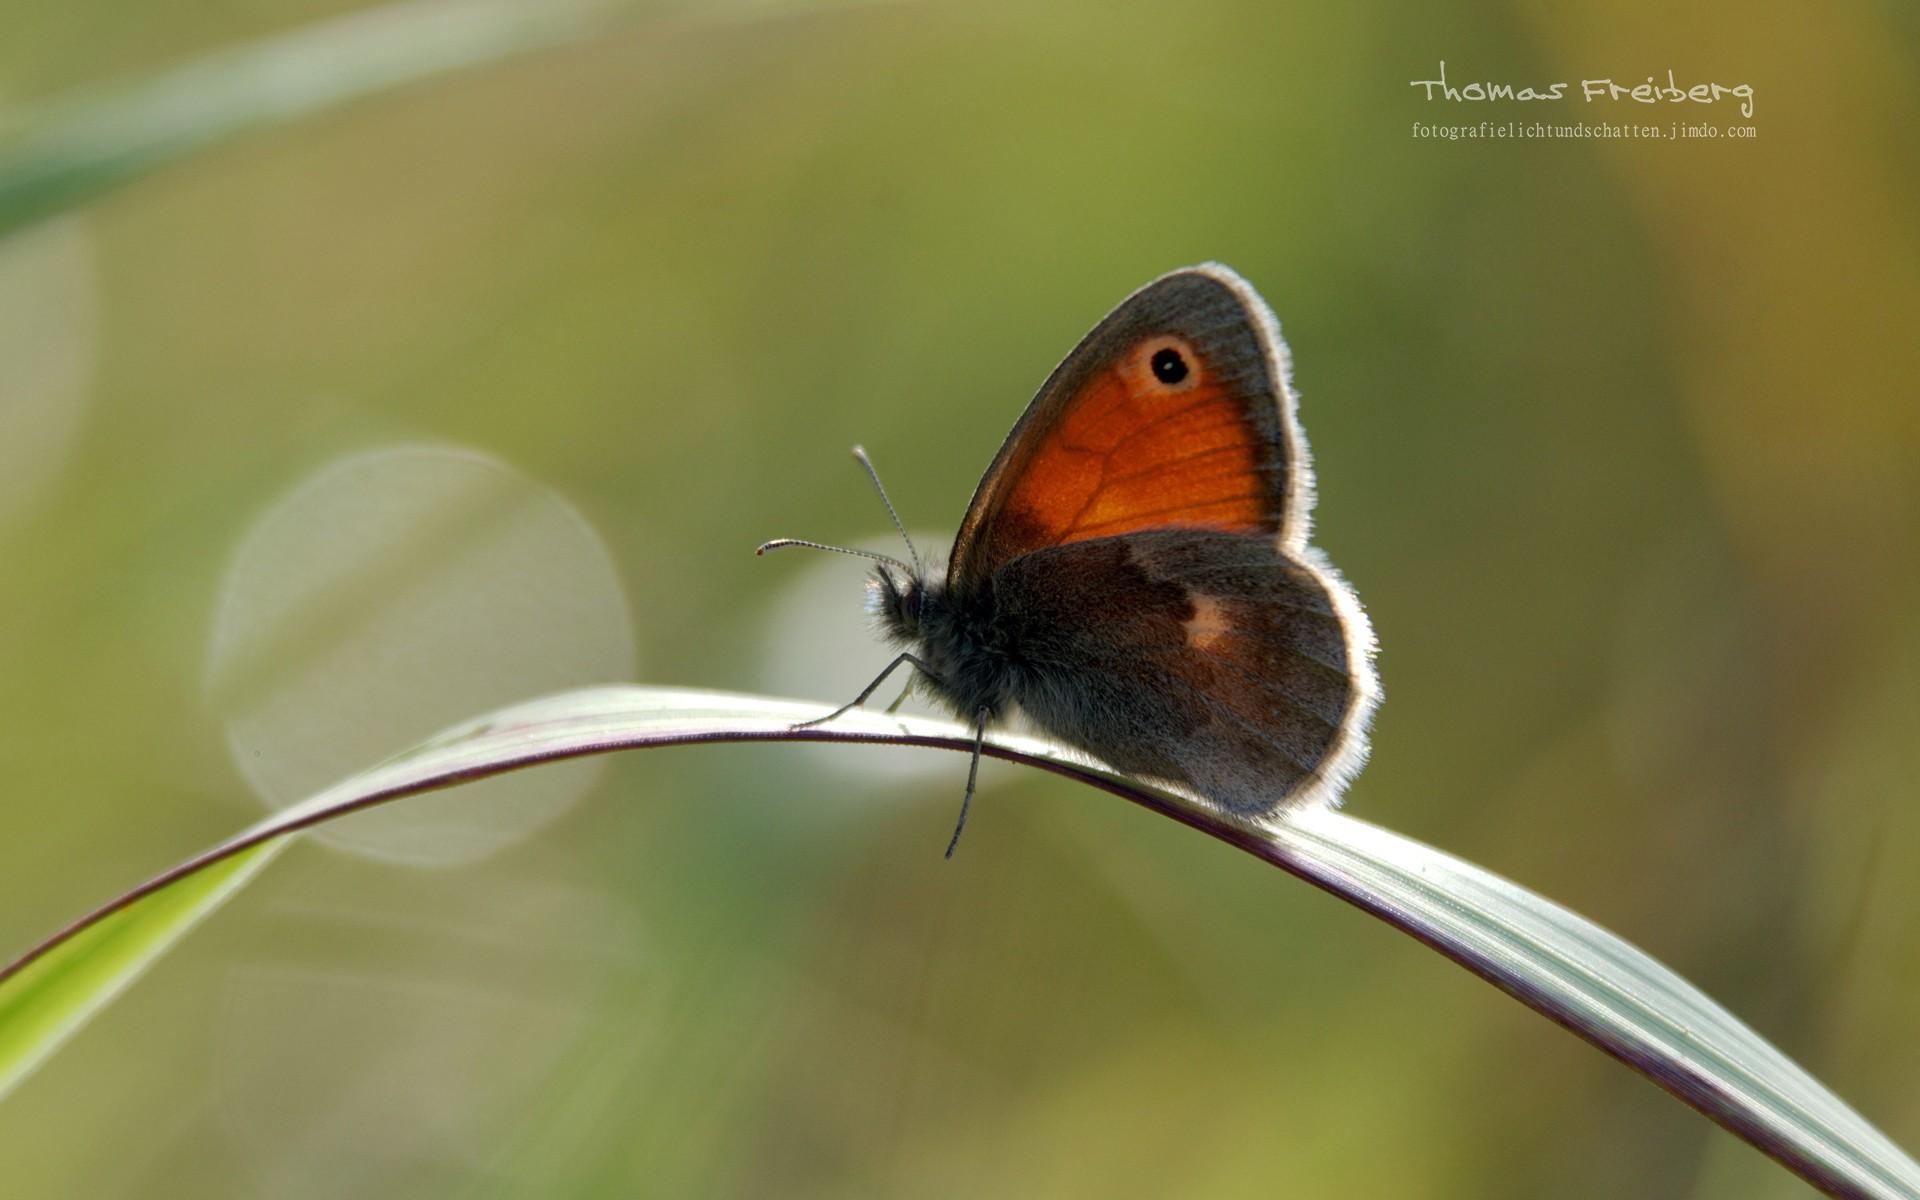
left=866, top=564, right=1019, bottom=721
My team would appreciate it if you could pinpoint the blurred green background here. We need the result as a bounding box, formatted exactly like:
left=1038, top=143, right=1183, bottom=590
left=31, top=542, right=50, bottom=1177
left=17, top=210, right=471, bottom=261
left=2, top=1, right=1916, bottom=1195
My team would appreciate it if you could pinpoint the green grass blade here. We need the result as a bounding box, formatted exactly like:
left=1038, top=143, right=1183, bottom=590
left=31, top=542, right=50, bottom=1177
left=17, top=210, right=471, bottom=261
left=0, top=841, right=286, bottom=1099
left=0, top=685, right=1913, bottom=1198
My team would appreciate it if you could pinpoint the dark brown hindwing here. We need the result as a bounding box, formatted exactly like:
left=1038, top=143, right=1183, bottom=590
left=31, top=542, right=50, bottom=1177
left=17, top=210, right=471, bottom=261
left=990, top=529, right=1370, bottom=816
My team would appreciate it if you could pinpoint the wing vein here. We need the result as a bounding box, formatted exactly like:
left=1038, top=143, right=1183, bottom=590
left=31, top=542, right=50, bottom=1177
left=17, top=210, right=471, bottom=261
left=1069, top=492, right=1268, bottom=537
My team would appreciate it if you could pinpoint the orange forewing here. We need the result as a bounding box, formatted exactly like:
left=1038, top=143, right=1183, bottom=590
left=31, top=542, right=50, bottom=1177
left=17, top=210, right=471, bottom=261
left=966, top=335, right=1280, bottom=572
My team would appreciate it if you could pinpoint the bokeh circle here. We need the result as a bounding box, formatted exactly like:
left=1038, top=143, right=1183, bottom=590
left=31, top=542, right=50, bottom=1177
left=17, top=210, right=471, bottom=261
left=206, top=444, right=636, bottom=865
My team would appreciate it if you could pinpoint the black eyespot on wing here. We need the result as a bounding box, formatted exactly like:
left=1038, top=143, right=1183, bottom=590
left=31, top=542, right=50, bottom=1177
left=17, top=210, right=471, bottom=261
left=1149, top=346, right=1188, bottom=384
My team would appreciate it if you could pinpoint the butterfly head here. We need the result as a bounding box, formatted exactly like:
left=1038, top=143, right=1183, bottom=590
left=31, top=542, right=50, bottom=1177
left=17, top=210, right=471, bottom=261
left=867, top=560, right=928, bottom=643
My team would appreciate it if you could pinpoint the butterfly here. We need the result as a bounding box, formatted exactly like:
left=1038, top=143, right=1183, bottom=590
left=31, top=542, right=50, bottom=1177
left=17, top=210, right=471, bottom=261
left=760, top=264, right=1380, bottom=856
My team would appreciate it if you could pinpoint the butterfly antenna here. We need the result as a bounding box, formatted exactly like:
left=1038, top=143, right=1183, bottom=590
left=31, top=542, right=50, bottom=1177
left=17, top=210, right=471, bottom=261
left=754, top=538, right=913, bottom=575
left=851, top=446, right=923, bottom=580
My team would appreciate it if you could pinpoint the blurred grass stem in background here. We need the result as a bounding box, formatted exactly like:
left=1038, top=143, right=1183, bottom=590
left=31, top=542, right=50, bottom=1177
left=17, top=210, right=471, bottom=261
left=0, top=0, right=627, bottom=236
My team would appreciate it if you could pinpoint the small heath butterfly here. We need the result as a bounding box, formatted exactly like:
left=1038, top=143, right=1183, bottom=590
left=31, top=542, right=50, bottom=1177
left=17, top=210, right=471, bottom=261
left=760, top=264, right=1380, bottom=855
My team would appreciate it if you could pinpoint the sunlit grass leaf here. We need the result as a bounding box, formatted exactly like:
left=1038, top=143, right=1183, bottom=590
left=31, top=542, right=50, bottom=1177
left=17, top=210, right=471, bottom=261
left=1266, top=810, right=1920, bottom=1200
left=0, top=842, right=283, bottom=1101
left=0, top=685, right=1914, bottom=1197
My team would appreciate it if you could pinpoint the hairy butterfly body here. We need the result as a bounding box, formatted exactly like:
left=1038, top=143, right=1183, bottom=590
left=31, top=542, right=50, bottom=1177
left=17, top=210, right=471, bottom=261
left=762, top=264, right=1379, bottom=855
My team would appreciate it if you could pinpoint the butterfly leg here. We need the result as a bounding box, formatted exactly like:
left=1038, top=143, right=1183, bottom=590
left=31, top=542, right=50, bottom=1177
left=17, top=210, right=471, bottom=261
left=883, top=674, right=917, bottom=715
left=943, top=707, right=990, bottom=860
left=793, top=652, right=939, bottom=730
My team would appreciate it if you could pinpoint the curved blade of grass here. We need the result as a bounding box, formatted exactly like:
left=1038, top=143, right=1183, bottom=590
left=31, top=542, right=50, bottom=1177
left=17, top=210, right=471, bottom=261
left=0, top=842, right=285, bottom=1102
left=0, top=685, right=1914, bottom=1198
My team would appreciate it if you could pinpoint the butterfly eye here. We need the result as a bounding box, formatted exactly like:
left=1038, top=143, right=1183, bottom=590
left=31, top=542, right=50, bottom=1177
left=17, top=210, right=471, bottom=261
left=1149, top=345, right=1189, bottom=385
